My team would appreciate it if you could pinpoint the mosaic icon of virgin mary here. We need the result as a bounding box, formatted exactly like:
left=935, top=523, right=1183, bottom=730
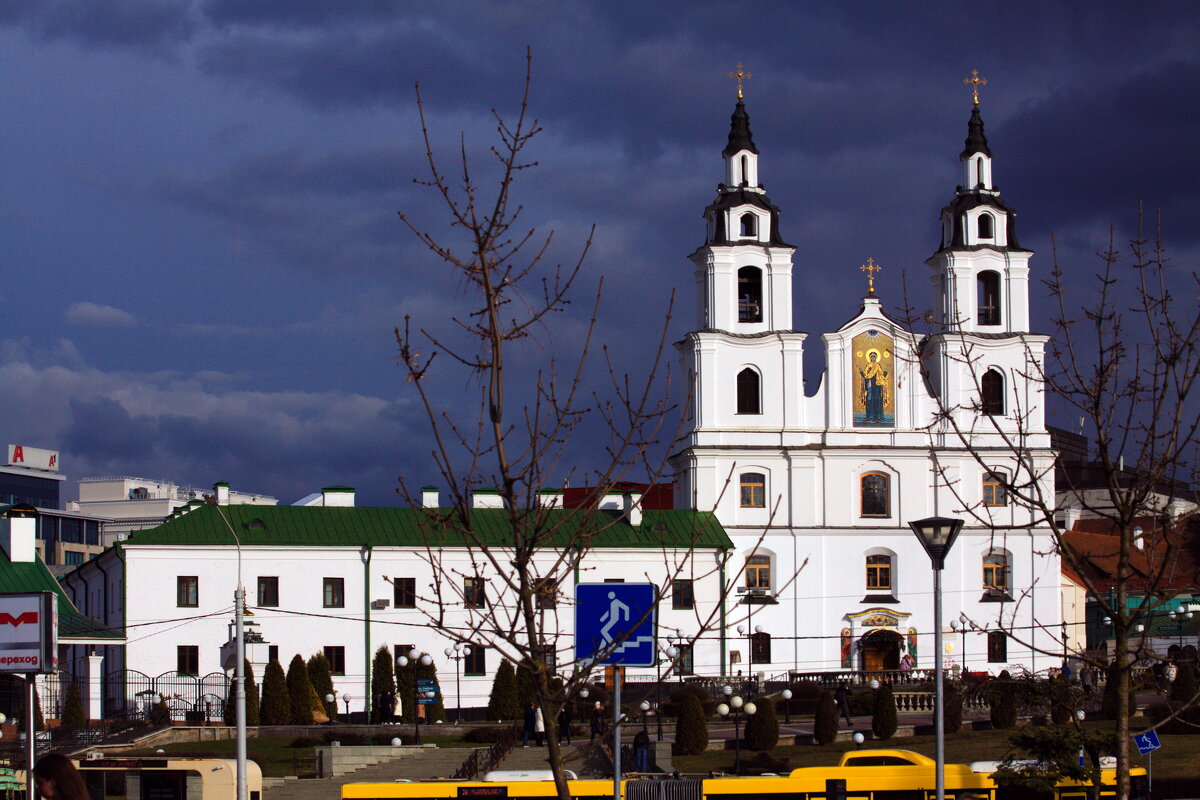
left=852, top=330, right=894, bottom=427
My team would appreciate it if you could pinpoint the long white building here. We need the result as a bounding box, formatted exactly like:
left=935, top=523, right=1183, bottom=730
left=669, top=93, right=1060, bottom=676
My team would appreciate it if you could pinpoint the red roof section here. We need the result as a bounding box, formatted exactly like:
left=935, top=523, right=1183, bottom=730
left=562, top=483, right=675, bottom=510
left=1061, top=515, right=1200, bottom=594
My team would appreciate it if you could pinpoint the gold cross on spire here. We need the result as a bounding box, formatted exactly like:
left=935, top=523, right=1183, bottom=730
left=963, top=69, right=987, bottom=105
left=728, top=63, right=752, bottom=100
left=860, top=258, right=882, bottom=295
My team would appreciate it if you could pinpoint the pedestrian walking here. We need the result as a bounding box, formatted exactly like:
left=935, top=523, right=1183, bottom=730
left=523, top=702, right=536, bottom=747
left=633, top=728, right=651, bottom=772
left=534, top=704, right=545, bottom=747
left=835, top=681, right=853, bottom=726
left=590, top=702, right=604, bottom=743
left=558, top=705, right=573, bottom=744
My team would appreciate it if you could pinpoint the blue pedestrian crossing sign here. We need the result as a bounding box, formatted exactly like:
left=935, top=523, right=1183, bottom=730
left=1133, top=730, right=1161, bottom=755
left=575, top=583, right=656, bottom=667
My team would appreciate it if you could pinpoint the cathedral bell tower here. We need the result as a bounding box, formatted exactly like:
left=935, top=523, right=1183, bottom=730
left=926, top=72, right=1033, bottom=334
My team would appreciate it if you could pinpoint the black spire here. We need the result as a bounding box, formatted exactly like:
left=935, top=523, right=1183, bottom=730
left=960, top=104, right=992, bottom=159
left=722, top=100, right=759, bottom=157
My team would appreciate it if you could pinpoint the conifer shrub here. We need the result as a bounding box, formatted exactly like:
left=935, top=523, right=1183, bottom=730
left=371, top=646, right=396, bottom=723
left=487, top=660, right=520, bottom=721
left=224, top=660, right=261, bottom=726
left=743, top=696, right=779, bottom=751
left=151, top=698, right=171, bottom=726
left=871, top=683, right=898, bottom=740
left=286, top=654, right=315, bottom=725
left=666, top=682, right=714, bottom=717
left=307, top=653, right=335, bottom=722
left=260, top=660, right=291, bottom=725
left=62, top=682, right=87, bottom=728
left=942, top=679, right=963, bottom=734
left=1170, top=661, right=1197, bottom=703
left=990, top=670, right=1018, bottom=730
left=674, top=692, right=708, bottom=755
left=417, top=658, right=445, bottom=723
left=33, top=685, right=44, bottom=731
left=515, top=658, right=536, bottom=708
left=813, top=690, right=839, bottom=745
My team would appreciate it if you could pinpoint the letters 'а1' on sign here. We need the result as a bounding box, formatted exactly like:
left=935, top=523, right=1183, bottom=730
left=574, top=583, right=656, bottom=667
left=0, top=592, right=57, bottom=674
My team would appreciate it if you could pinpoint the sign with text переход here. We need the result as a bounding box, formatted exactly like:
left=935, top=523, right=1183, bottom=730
left=0, top=592, right=57, bottom=674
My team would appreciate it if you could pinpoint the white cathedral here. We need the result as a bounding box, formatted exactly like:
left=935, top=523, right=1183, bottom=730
left=670, top=89, right=1060, bottom=678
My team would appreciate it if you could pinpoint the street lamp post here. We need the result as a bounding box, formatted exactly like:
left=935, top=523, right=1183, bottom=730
left=443, top=643, right=471, bottom=724
left=205, top=493, right=248, bottom=800
left=1172, top=606, right=1194, bottom=649
left=343, top=694, right=352, bottom=718
left=909, top=515, right=964, bottom=800
left=639, top=700, right=650, bottom=734
left=657, top=643, right=678, bottom=743
left=325, top=693, right=335, bottom=722
left=717, top=684, right=757, bottom=775
left=397, top=650, right=433, bottom=744
left=781, top=688, right=793, bottom=725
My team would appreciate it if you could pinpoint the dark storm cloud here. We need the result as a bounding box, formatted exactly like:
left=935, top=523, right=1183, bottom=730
left=0, top=0, right=194, bottom=51
left=201, top=0, right=404, bottom=29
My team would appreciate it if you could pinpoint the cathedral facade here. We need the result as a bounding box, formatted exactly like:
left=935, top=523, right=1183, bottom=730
left=671, top=92, right=1061, bottom=678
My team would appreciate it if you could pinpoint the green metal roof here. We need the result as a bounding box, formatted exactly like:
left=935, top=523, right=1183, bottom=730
left=124, top=504, right=733, bottom=550
left=0, top=549, right=124, bottom=641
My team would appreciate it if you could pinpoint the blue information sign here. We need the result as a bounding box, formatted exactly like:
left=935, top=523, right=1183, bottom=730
left=574, top=583, right=656, bottom=667
left=1133, top=730, right=1161, bottom=755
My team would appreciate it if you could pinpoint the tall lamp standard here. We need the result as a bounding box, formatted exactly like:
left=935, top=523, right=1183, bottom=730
left=717, top=685, right=756, bottom=776
left=205, top=493, right=248, bottom=800
left=443, top=643, right=471, bottom=724
left=396, top=650, right=433, bottom=744
left=909, top=516, right=964, bottom=800
left=1172, top=606, right=1194, bottom=649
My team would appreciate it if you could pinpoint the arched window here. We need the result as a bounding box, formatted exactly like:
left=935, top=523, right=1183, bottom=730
left=740, top=212, right=757, bottom=238
left=738, top=266, right=763, bottom=322
left=860, top=472, right=890, bottom=517
left=982, top=470, right=1007, bottom=506
left=739, top=473, right=765, bottom=508
left=736, top=368, right=761, bottom=414
left=977, top=270, right=1001, bottom=325
left=977, top=212, right=994, bottom=239
left=866, top=553, right=893, bottom=591
left=740, top=155, right=749, bottom=185
left=745, top=554, right=771, bottom=591
left=981, top=369, right=1005, bottom=416
left=982, top=552, right=1009, bottom=590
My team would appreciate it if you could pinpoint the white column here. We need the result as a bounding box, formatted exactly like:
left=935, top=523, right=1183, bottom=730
left=86, top=652, right=104, bottom=720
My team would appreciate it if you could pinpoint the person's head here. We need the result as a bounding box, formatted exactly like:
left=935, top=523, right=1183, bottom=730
left=34, top=753, right=87, bottom=800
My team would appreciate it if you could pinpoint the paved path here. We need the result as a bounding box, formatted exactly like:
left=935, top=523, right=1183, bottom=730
left=264, top=747, right=477, bottom=800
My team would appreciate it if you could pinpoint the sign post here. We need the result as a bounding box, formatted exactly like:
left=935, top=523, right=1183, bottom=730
left=575, top=583, right=656, bottom=800
left=0, top=592, right=58, bottom=800
left=1133, top=730, right=1161, bottom=795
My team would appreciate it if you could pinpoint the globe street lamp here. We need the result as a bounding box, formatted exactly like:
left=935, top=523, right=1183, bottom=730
left=657, top=643, right=678, bottom=742
left=639, top=700, right=650, bottom=734
left=717, top=685, right=757, bottom=775
left=342, top=694, right=353, bottom=718
left=443, top=643, right=471, bottom=724
left=397, top=650, right=434, bottom=744
left=781, top=688, right=793, bottom=725
left=1172, top=606, right=1194, bottom=649
left=909, top=515, right=964, bottom=800
left=325, top=693, right=335, bottom=722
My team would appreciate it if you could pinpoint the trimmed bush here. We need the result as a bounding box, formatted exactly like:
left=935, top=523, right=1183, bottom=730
left=287, top=654, right=315, bottom=725
left=371, top=646, right=396, bottom=723
left=62, top=683, right=87, bottom=728
left=942, top=680, right=963, bottom=734
left=667, top=683, right=714, bottom=717
left=871, top=683, right=898, bottom=740
left=487, top=660, right=520, bottom=721
left=813, top=691, right=839, bottom=745
left=744, top=695, right=779, bottom=751
left=224, top=660, right=261, bottom=726
left=307, top=653, right=336, bottom=722
left=990, top=671, right=1018, bottom=730
left=33, top=685, right=44, bottom=731
left=464, top=725, right=512, bottom=743
left=674, top=692, right=708, bottom=755
left=1100, top=663, right=1136, bottom=720
left=515, top=658, right=536, bottom=708
left=1171, top=662, right=1197, bottom=703
left=260, top=660, right=291, bottom=725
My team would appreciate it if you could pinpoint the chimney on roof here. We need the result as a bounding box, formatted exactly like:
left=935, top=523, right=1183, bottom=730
left=0, top=507, right=36, bottom=563
left=472, top=489, right=503, bottom=509
left=214, top=482, right=230, bottom=505
left=623, top=491, right=643, bottom=527
left=1133, top=525, right=1145, bottom=550
left=421, top=486, right=439, bottom=509
left=322, top=486, right=355, bottom=507
left=1062, top=505, right=1082, bottom=531
left=537, top=488, right=562, bottom=509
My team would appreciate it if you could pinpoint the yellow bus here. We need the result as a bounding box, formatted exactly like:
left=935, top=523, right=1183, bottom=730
left=342, top=749, right=1148, bottom=800
left=67, top=756, right=264, bottom=800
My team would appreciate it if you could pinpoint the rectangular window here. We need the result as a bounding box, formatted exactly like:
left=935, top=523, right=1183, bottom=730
left=257, top=576, right=279, bottom=607
left=751, top=632, right=772, bottom=664
left=535, top=579, right=557, bottom=609
left=323, top=577, right=345, bottom=608
left=673, top=643, right=694, bottom=676
left=866, top=555, right=893, bottom=591
left=64, top=551, right=84, bottom=566
left=983, top=555, right=1008, bottom=590
left=177, top=576, right=198, bottom=608
left=464, top=577, right=487, bottom=609
left=465, top=646, right=486, bottom=676
left=394, top=577, right=417, bottom=608
left=177, top=645, right=199, bottom=676
left=324, top=646, right=346, bottom=675
left=739, top=473, right=765, bottom=508
left=987, top=631, right=1007, bottom=663
left=604, top=578, right=625, bottom=583
left=672, top=579, right=695, bottom=610
left=745, top=555, right=771, bottom=591
left=268, top=645, right=279, bottom=664
left=982, top=472, right=1008, bottom=507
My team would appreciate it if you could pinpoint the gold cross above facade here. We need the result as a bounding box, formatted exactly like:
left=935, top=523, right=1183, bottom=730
left=728, top=63, right=752, bottom=100
left=861, top=258, right=882, bottom=295
left=963, top=69, right=987, bottom=105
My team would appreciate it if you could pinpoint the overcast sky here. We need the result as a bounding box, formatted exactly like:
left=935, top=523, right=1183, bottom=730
left=2, top=2, right=1196, bottom=506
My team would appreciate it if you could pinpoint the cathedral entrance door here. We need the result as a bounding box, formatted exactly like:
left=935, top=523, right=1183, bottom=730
left=861, top=629, right=902, bottom=673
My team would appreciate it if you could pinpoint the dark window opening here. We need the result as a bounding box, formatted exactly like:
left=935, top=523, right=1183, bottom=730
left=745, top=555, right=771, bottom=591
left=988, top=631, right=1008, bottom=663
left=751, top=631, right=771, bottom=664
left=535, top=579, right=557, bottom=609
left=739, top=473, right=765, bottom=508
left=394, top=577, right=416, bottom=608
left=739, top=212, right=757, bottom=238
left=464, top=577, right=487, bottom=609
left=978, top=212, right=994, bottom=239
left=981, top=370, right=1005, bottom=415
left=736, top=368, right=761, bottom=414
left=177, top=645, right=199, bottom=676
left=983, top=471, right=1007, bottom=506
left=738, top=267, right=763, bottom=322
left=323, top=577, right=344, bottom=608
left=861, top=473, right=890, bottom=517
left=977, top=271, right=1001, bottom=325
left=673, top=643, right=694, bottom=675
left=257, top=576, right=279, bottom=607
left=866, top=554, right=893, bottom=590
left=465, top=647, right=486, bottom=676
left=177, top=576, right=198, bottom=608
left=672, top=579, right=695, bottom=610
left=983, top=553, right=1008, bottom=590
left=324, top=646, right=346, bottom=675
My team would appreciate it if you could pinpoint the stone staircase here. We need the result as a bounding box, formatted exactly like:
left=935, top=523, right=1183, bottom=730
left=264, top=747, right=481, bottom=800
left=493, top=742, right=611, bottom=779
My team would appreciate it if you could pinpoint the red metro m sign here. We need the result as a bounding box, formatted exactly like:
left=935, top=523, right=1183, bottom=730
left=0, top=593, right=57, bottom=674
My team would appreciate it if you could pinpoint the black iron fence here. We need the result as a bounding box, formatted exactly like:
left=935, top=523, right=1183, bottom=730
left=99, top=670, right=229, bottom=723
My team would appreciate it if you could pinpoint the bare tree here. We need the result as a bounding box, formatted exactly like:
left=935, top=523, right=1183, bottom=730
left=906, top=211, right=1200, bottom=799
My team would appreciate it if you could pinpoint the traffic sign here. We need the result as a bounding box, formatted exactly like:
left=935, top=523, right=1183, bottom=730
left=574, top=583, right=656, bottom=666
left=1133, top=730, right=1161, bottom=755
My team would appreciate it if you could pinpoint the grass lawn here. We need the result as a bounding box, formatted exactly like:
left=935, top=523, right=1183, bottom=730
left=671, top=723, right=1197, bottom=780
